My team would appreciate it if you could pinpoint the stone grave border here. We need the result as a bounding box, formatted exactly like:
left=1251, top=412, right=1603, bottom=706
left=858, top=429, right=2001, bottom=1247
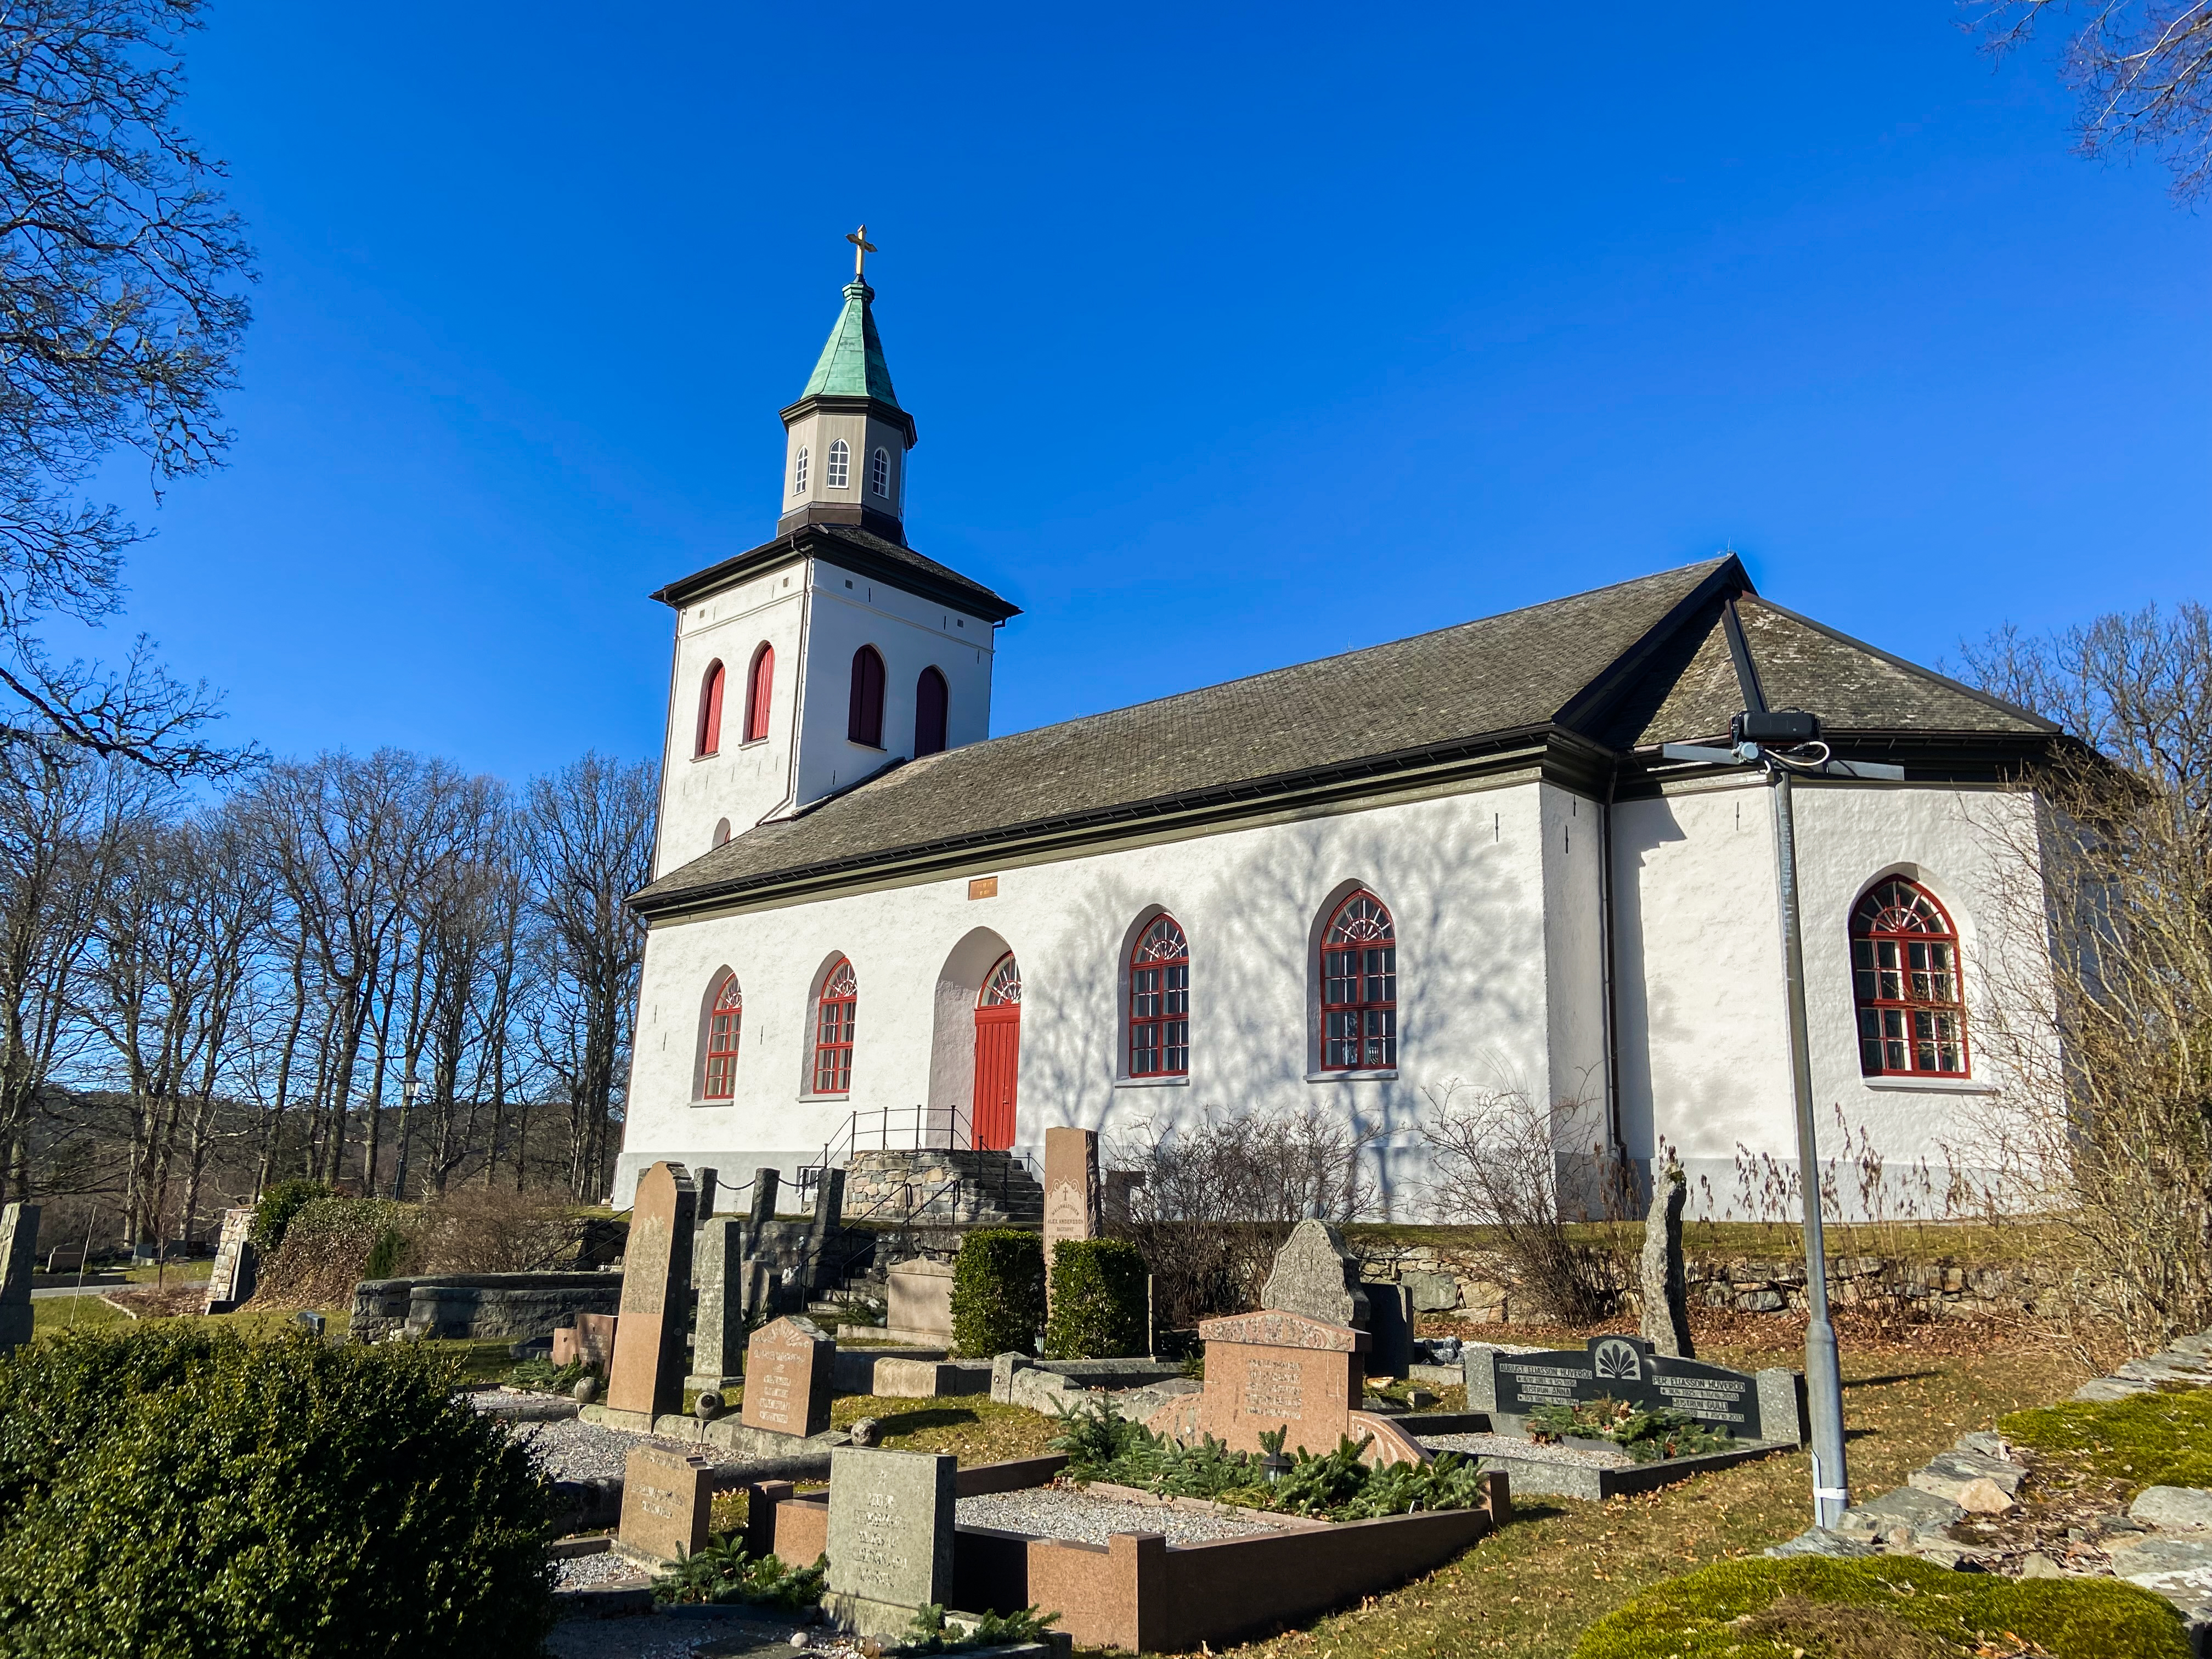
left=758, top=1451, right=1502, bottom=1652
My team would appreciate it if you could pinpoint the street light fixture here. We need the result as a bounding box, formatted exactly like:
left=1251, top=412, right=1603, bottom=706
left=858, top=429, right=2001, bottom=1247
left=1661, top=710, right=1901, bottom=1532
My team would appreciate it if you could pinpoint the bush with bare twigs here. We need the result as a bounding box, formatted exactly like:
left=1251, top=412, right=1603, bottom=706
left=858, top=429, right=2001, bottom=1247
left=404, top=1185, right=596, bottom=1274
left=1107, top=1108, right=1380, bottom=1332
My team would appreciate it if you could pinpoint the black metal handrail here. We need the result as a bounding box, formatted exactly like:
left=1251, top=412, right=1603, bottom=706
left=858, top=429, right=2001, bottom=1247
left=793, top=1104, right=1040, bottom=1211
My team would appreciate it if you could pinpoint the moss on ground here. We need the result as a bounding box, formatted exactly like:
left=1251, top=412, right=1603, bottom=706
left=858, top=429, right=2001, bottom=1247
left=1570, top=1555, right=2187, bottom=1658
left=829, top=1392, right=1063, bottom=1465
left=2002, top=1385, right=2212, bottom=1499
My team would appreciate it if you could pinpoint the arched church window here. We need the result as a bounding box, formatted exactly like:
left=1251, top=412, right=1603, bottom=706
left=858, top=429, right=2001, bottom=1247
left=1320, top=891, right=1396, bottom=1069
left=848, top=646, right=886, bottom=747
left=793, top=446, right=809, bottom=494
left=827, top=438, right=850, bottom=489
left=1852, top=878, right=1969, bottom=1076
left=713, top=817, right=731, bottom=847
left=1129, top=915, right=1190, bottom=1077
left=744, top=643, right=775, bottom=742
left=981, top=953, right=1022, bottom=1005
left=872, top=447, right=890, bottom=496
left=703, top=974, right=742, bottom=1099
left=696, top=661, right=725, bottom=757
left=915, top=667, right=949, bottom=756
left=814, top=957, right=857, bottom=1093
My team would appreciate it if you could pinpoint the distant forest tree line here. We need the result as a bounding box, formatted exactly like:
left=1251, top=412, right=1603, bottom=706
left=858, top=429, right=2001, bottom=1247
left=0, top=746, right=654, bottom=1253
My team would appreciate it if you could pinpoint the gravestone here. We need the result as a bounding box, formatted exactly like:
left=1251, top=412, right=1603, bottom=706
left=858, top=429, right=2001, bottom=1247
left=1042, top=1126, right=1098, bottom=1310
left=204, top=1207, right=258, bottom=1314
left=1466, top=1334, right=1807, bottom=1445
left=695, top=1166, right=719, bottom=1221
left=740, top=1314, right=836, bottom=1437
left=690, top=1216, right=746, bottom=1390
left=749, top=1166, right=781, bottom=1227
left=823, top=1447, right=957, bottom=1637
left=1261, top=1219, right=1370, bottom=1331
left=1181, top=1308, right=1367, bottom=1457
left=884, top=1258, right=954, bottom=1342
left=554, top=1311, right=618, bottom=1371
left=606, top=1161, right=697, bottom=1420
left=0, top=1203, right=36, bottom=1352
left=1364, top=1280, right=1414, bottom=1381
left=616, top=1443, right=715, bottom=1566
left=1639, top=1160, right=1694, bottom=1358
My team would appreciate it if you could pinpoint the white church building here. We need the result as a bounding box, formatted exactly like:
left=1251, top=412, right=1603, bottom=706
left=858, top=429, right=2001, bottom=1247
left=611, top=264, right=2064, bottom=1220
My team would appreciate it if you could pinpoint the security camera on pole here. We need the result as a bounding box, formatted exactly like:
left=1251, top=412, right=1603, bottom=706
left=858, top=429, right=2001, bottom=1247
left=1661, top=708, right=1900, bottom=1530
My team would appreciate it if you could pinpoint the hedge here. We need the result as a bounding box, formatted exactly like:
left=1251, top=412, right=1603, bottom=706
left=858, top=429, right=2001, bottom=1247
left=1572, top=1554, right=2187, bottom=1659
left=0, top=1324, right=554, bottom=1657
left=1043, top=1238, right=1148, bottom=1359
left=248, top=1179, right=333, bottom=1254
left=247, top=1195, right=414, bottom=1311
left=950, top=1230, right=1045, bottom=1357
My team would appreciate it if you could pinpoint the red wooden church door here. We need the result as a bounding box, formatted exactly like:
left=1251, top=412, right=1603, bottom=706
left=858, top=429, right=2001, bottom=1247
left=972, top=953, right=1021, bottom=1150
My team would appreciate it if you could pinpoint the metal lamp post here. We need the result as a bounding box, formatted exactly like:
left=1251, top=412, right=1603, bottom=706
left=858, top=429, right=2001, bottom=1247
left=1662, top=711, right=1900, bottom=1530
left=394, top=1073, right=423, bottom=1200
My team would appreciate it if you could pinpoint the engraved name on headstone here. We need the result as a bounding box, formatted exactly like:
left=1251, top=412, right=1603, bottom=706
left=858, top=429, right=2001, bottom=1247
left=1187, top=1307, right=1365, bottom=1456
left=1469, top=1334, right=1805, bottom=1443
left=1260, top=1218, right=1370, bottom=1330
left=690, top=1215, right=747, bottom=1387
left=617, top=1443, right=714, bottom=1565
left=1042, top=1126, right=1098, bottom=1310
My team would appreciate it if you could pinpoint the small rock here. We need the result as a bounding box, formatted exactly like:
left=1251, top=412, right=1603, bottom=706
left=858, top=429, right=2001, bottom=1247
left=1853, top=1484, right=1966, bottom=1534
left=1765, top=1527, right=1878, bottom=1559
left=790, top=1633, right=812, bottom=1649
left=572, top=1374, right=599, bottom=1405
left=2134, top=1487, right=2212, bottom=1532
left=1955, top=1430, right=2012, bottom=1460
left=1954, top=1478, right=2016, bottom=1515
left=2018, top=1551, right=2064, bottom=1578
left=2073, top=1377, right=2154, bottom=1403
left=1911, top=1449, right=2027, bottom=1502
left=849, top=1415, right=882, bottom=1448
left=694, top=1390, right=723, bottom=1421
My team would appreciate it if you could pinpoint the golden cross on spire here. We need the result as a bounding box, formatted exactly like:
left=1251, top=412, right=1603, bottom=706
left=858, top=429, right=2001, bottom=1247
left=847, top=224, right=877, bottom=279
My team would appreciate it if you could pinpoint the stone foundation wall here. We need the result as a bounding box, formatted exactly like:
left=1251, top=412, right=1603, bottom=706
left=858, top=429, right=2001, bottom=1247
left=842, top=1150, right=1043, bottom=1225
left=350, top=1272, right=624, bottom=1344
left=1351, top=1237, right=2069, bottom=1325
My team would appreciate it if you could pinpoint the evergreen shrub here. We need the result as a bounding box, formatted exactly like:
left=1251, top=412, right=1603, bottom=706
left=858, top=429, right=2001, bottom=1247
left=248, top=1178, right=332, bottom=1254
left=1573, top=1555, right=2187, bottom=1659
left=249, top=1195, right=416, bottom=1311
left=0, top=1324, right=554, bottom=1658
left=1043, top=1238, right=1148, bottom=1358
left=950, top=1229, right=1044, bottom=1357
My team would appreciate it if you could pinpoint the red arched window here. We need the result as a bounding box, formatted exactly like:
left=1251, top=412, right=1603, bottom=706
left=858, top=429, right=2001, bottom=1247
left=848, top=647, right=885, bottom=747
left=703, top=975, right=742, bottom=1099
left=1128, top=915, right=1189, bottom=1077
left=744, top=644, right=774, bottom=743
left=696, top=661, right=725, bottom=757
left=813, top=957, right=857, bottom=1093
left=1852, top=878, right=1969, bottom=1077
left=1321, top=891, right=1396, bottom=1069
left=915, top=667, right=949, bottom=756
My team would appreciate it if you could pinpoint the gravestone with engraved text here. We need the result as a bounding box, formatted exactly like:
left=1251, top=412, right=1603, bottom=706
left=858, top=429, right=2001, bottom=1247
left=1042, top=1126, right=1098, bottom=1308
left=690, top=1215, right=747, bottom=1389
left=1466, top=1334, right=1806, bottom=1444
left=1260, top=1218, right=1370, bottom=1331
left=606, top=1161, right=697, bottom=1419
left=617, top=1442, right=714, bottom=1565
left=823, top=1447, right=957, bottom=1635
left=740, top=1314, right=836, bottom=1437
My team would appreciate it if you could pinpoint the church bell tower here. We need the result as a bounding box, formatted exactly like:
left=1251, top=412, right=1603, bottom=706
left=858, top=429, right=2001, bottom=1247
left=776, top=225, right=917, bottom=543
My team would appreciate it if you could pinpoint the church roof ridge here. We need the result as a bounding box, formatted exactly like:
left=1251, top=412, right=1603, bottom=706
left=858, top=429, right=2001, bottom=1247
left=798, top=279, right=902, bottom=409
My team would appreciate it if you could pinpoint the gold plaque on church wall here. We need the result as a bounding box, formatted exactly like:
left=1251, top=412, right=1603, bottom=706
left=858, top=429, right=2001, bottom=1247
left=967, top=876, right=998, bottom=900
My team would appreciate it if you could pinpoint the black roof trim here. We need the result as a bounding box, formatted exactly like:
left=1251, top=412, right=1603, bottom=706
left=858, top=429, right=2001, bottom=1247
left=651, top=522, right=1021, bottom=621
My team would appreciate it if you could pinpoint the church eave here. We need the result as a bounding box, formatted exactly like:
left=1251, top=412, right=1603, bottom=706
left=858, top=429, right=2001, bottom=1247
left=779, top=391, right=917, bottom=447
left=629, top=723, right=1576, bottom=921
left=649, top=523, right=1020, bottom=621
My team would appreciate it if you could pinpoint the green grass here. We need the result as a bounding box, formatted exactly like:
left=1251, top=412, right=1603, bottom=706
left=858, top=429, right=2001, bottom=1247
left=2001, top=1385, right=2212, bottom=1499
left=1571, top=1555, right=2187, bottom=1658
left=29, top=1296, right=131, bottom=1337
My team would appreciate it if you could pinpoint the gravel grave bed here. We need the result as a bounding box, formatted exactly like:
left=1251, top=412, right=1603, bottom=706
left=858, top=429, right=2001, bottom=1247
left=555, top=1550, right=651, bottom=1592
left=957, top=1486, right=1291, bottom=1545
left=1419, top=1431, right=1633, bottom=1468
left=515, top=1417, right=698, bottom=1482
left=548, top=1610, right=793, bottom=1659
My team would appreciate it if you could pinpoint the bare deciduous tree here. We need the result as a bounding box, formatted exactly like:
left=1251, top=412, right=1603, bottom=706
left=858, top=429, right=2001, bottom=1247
left=1975, top=1, right=2212, bottom=202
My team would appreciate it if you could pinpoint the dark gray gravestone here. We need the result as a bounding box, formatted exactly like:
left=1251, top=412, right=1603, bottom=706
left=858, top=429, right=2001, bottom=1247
left=689, top=1216, right=746, bottom=1389
left=749, top=1167, right=781, bottom=1227
left=1466, top=1335, right=1806, bottom=1444
left=1363, top=1280, right=1414, bottom=1381
left=0, top=1203, right=37, bottom=1352
left=695, top=1167, right=719, bottom=1222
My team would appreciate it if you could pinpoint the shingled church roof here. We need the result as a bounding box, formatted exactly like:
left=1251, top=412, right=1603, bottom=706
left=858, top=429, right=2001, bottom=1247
left=632, top=555, right=2057, bottom=916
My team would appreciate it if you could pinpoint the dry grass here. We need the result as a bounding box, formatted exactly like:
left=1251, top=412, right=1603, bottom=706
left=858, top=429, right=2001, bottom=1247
left=1166, top=1328, right=2088, bottom=1659
left=1348, top=1220, right=2067, bottom=1265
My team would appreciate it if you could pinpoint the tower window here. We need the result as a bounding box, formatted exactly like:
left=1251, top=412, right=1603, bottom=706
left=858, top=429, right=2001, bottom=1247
left=848, top=646, right=885, bottom=747
left=814, top=957, right=857, bottom=1094
left=703, top=974, right=741, bottom=1099
left=1319, top=890, right=1396, bottom=1069
left=915, top=667, right=949, bottom=755
left=827, top=438, right=849, bottom=489
left=793, top=446, right=809, bottom=494
left=1129, top=914, right=1190, bottom=1077
left=695, top=661, right=725, bottom=758
left=1852, top=878, right=1970, bottom=1076
left=871, top=447, right=890, bottom=496
left=744, top=643, right=774, bottom=742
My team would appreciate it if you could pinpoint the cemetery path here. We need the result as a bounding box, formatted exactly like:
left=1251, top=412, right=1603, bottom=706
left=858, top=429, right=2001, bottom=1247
left=1205, top=1331, right=2087, bottom=1659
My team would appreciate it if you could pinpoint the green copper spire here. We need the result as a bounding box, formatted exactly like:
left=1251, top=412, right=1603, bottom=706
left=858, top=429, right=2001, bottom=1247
left=799, top=280, right=903, bottom=410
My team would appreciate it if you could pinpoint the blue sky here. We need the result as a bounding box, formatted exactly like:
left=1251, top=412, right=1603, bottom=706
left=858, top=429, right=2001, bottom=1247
left=92, top=1, right=2211, bottom=781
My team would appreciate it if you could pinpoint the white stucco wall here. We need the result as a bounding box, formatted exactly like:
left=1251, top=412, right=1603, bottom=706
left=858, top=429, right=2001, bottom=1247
left=1613, top=777, right=2044, bottom=1221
